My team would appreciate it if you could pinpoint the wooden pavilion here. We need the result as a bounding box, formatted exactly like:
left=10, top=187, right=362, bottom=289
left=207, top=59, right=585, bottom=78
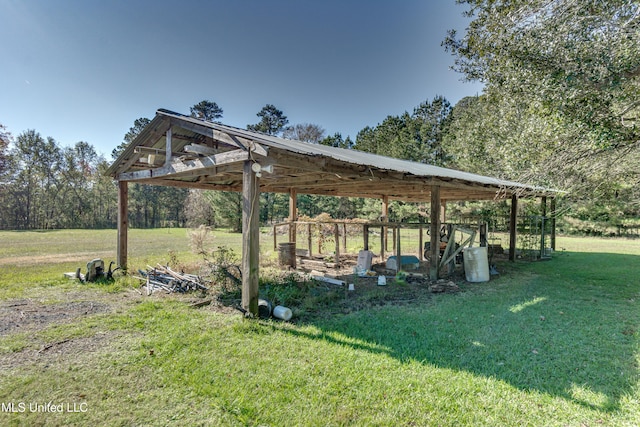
left=107, top=109, right=558, bottom=316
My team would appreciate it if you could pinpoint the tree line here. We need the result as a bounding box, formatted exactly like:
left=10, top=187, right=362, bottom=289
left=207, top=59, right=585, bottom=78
left=1, top=0, right=638, bottom=231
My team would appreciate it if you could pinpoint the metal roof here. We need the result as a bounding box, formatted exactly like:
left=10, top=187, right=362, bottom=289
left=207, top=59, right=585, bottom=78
left=107, top=109, right=559, bottom=201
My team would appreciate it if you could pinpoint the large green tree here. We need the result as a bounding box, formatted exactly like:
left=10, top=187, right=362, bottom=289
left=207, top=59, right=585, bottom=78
left=443, top=0, right=640, bottom=204
left=190, top=100, right=223, bottom=122
left=111, top=117, right=151, bottom=160
left=355, top=96, right=453, bottom=166
left=247, top=104, right=289, bottom=136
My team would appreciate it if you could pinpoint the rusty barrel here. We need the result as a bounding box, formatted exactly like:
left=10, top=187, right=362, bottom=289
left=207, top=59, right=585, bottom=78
left=278, top=242, right=296, bottom=269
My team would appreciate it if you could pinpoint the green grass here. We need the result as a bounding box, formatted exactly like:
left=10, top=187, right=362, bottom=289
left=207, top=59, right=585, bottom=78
left=0, top=230, right=638, bottom=425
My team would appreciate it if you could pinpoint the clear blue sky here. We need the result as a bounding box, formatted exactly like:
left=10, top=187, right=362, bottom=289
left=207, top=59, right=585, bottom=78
left=0, top=0, right=483, bottom=158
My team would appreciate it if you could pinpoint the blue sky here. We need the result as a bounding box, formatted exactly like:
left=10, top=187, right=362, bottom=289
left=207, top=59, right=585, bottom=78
left=0, top=0, right=483, bottom=157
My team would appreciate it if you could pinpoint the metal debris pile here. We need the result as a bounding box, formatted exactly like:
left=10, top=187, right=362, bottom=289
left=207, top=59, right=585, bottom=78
left=135, top=264, right=209, bottom=295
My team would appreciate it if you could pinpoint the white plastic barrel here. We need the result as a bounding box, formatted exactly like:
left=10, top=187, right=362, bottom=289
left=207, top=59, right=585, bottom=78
left=272, top=305, right=292, bottom=321
left=463, top=246, right=490, bottom=282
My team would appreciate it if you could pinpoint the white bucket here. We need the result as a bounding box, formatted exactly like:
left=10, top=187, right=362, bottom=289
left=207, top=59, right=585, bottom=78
left=272, top=305, right=292, bottom=321
left=463, top=246, right=490, bottom=282
left=377, top=275, right=387, bottom=286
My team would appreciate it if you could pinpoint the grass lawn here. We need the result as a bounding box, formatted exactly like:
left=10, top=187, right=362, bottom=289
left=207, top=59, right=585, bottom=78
left=0, top=229, right=638, bottom=426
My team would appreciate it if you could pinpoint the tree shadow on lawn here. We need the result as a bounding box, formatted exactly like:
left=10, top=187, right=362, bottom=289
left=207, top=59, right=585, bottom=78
left=278, top=252, right=640, bottom=413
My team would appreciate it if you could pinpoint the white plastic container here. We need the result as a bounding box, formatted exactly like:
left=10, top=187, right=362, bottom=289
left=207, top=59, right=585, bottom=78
left=377, top=275, right=387, bottom=286
left=357, top=250, right=373, bottom=271
left=272, top=305, right=292, bottom=321
left=463, top=246, right=490, bottom=282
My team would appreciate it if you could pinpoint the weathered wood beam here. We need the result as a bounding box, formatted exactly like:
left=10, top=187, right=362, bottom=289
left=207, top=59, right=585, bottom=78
left=430, top=185, right=441, bottom=280
left=117, top=149, right=250, bottom=181
left=509, top=194, right=518, bottom=262
left=169, top=117, right=269, bottom=157
left=382, top=195, right=389, bottom=254
left=131, top=178, right=243, bottom=192
left=117, top=181, right=128, bottom=271
left=289, top=189, right=297, bottom=243
left=242, top=161, right=260, bottom=316
left=184, top=143, right=218, bottom=155
left=550, top=197, right=557, bottom=251
left=164, top=128, right=172, bottom=166
left=113, top=122, right=171, bottom=175
left=134, top=146, right=182, bottom=157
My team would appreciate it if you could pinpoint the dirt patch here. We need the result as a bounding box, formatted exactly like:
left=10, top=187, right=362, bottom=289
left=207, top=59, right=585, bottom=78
left=0, top=288, right=147, bottom=337
left=0, top=299, right=111, bottom=336
left=0, top=330, right=137, bottom=371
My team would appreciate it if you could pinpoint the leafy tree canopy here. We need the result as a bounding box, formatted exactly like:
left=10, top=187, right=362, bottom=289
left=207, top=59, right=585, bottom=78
left=355, top=96, right=453, bottom=166
left=444, top=0, right=639, bottom=155
left=247, top=104, right=289, bottom=135
left=443, top=0, right=640, bottom=207
left=320, top=132, right=354, bottom=149
left=112, top=117, right=151, bottom=160
left=190, top=100, right=223, bottom=122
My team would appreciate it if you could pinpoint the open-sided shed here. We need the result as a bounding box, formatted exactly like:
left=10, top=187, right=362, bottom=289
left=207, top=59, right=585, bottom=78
left=107, top=109, right=558, bottom=315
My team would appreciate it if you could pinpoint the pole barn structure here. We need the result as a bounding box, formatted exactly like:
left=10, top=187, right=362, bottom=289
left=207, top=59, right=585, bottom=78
left=107, top=109, right=558, bottom=316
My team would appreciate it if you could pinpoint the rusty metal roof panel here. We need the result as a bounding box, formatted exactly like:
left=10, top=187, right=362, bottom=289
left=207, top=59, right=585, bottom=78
left=107, top=109, right=559, bottom=197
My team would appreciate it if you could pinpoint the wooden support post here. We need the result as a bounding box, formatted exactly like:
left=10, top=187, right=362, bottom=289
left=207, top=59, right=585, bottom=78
left=430, top=186, right=441, bottom=280
left=380, top=224, right=385, bottom=260
left=395, top=226, right=401, bottom=274
left=307, top=223, right=313, bottom=257
left=289, top=189, right=297, bottom=243
left=334, top=223, right=340, bottom=267
left=363, top=224, right=369, bottom=251
left=550, top=198, right=557, bottom=251
left=418, top=225, right=424, bottom=261
left=540, top=196, right=547, bottom=258
left=342, top=223, right=347, bottom=254
left=164, top=127, right=172, bottom=166
left=509, top=194, right=518, bottom=262
left=441, top=200, right=447, bottom=223
left=242, top=161, right=260, bottom=316
left=392, top=227, right=397, bottom=252
left=382, top=196, right=389, bottom=252
left=317, top=224, right=322, bottom=255
left=117, top=180, right=128, bottom=271
left=273, top=224, right=277, bottom=251
left=479, top=223, right=487, bottom=247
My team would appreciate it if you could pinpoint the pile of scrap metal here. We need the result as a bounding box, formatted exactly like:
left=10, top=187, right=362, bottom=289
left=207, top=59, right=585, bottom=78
left=64, top=259, right=120, bottom=282
left=135, top=264, right=209, bottom=295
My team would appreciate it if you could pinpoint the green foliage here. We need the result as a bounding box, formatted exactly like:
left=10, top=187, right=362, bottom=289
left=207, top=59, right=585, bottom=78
left=190, top=99, right=223, bottom=122
left=356, top=96, right=453, bottom=166
left=444, top=0, right=640, bottom=209
left=112, top=117, right=150, bottom=160
left=259, top=271, right=313, bottom=307
left=319, top=132, right=354, bottom=149
left=247, top=104, right=289, bottom=135
left=204, top=246, right=242, bottom=298
left=207, top=191, right=242, bottom=232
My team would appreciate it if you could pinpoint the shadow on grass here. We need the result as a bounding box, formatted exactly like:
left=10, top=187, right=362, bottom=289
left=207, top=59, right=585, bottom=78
left=276, top=251, right=640, bottom=413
